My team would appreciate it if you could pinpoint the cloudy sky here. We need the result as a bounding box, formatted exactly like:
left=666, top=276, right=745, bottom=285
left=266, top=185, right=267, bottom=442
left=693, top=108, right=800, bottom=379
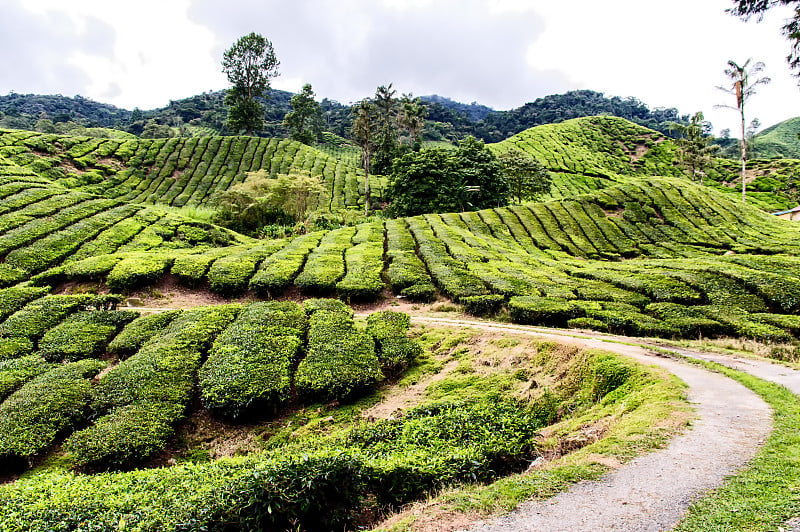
left=1, top=0, right=799, bottom=134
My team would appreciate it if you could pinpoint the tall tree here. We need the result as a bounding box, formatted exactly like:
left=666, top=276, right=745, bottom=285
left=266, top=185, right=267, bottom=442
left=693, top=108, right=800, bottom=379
left=715, top=59, right=770, bottom=202
left=283, top=83, right=322, bottom=145
left=372, top=84, right=400, bottom=174
left=352, top=100, right=380, bottom=216
left=729, top=1, right=800, bottom=74
left=498, top=150, right=552, bottom=203
left=668, top=111, right=720, bottom=185
left=398, top=94, right=428, bottom=148
left=222, top=32, right=280, bottom=136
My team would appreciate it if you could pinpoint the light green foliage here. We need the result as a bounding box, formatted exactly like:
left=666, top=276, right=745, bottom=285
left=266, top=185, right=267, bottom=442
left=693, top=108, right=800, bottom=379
left=38, top=310, right=138, bottom=362
left=199, top=302, right=306, bottom=417
left=0, top=359, right=104, bottom=458
left=366, top=310, right=422, bottom=370
left=295, top=310, right=383, bottom=401
left=107, top=310, right=182, bottom=358
left=0, top=356, right=52, bottom=401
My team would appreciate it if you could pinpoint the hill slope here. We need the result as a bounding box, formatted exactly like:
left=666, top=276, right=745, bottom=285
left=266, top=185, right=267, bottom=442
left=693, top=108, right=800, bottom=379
left=752, top=116, right=800, bottom=159
left=0, top=129, right=377, bottom=211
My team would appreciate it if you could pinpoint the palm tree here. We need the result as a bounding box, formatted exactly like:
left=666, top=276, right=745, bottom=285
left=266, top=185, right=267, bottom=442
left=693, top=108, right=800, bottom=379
left=715, top=59, right=770, bottom=202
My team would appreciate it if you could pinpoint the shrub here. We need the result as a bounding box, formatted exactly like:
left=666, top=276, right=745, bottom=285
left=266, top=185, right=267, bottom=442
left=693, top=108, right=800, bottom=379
left=106, top=254, right=172, bottom=292
left=366, top=311, right=421, bottom=370
left=567, top=317, right=609, bottom=332
left=0, top=264, right=26, bottom=289
left=65, top=402, right=184, bottom=469
left=303, top=298, right=353, bottom=317
left=107, top=310, right=182, bottom=358
left=0, top=284, right=51, bottom=323
left=0, top=356, right=52, bottom=402
left=294, top=227, right=355, bottom=295
left=295, top=311, right=383, bottom=401
left=200, top=333, right=301, bottom=418
left=0, top=294, right=95, bottom=341
left=249, top=232, right=324, bottom=297
left=208, top=245, right=281, bottom=297
left=0, top=359, right=104, bottom=459
left=461, top=294, right=505, bottom=316
left=0, top=337, right=34, bottom=361
left=645, top=302, right=725, bottom=338
left=508, top=296, right=579, bottom=326
left=38, top=310, right=138, bottom=362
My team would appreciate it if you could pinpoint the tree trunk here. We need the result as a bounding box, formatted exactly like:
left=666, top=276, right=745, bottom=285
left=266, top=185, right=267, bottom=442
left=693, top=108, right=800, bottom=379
left=740, top=108, right=747, bottom=203
left=364, top=151, right=371, bottom=216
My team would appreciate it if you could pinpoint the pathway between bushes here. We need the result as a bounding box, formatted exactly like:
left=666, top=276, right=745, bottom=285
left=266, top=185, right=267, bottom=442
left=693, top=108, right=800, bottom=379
left=409, top=317, right=800, bottom=532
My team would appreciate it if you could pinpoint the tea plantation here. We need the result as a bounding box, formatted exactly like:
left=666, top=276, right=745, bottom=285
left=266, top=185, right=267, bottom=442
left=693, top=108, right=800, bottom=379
left=0, top=115, right=799, bottom=529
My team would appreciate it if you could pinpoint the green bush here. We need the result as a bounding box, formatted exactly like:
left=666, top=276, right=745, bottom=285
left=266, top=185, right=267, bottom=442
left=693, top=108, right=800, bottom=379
left=0, top=359, right=104, bottom=459
left=106, top=254, right=172, bottom=292
left=303, top=298, right=353, bottom=317
left=38, top=310, right=138, bottom=362
left=0, top=264, right=26, bottom=289
left=645, top=302, right=725, bottom=338
left=0, top=285, right=50, bottom=323
left=461, top=294, right=505, bottom=316
left=295, top=311, right=383, bottom=401
left=567, top=317, right=609, bottom=332
left=208, top=245, right=281, bottom=297
left=0, top=337, right=34, bottom=361
left=107, top=310, right=182, bottom=359
left=0, top=356, right=52, bottom=402
left=249, top=232, right=324, bottom=297
left=294, top=227, right=355, bottom=295
left=200, top=333, right=301, bottom=418
left=65, top=402, right=184, bottom=469
left=366, top=311, right=421, bottom=370
left=508, top=296, right=578, bottom=326
left=94, top=306, right=240, bottom=412
left=0, top=294, right=95, bottom=341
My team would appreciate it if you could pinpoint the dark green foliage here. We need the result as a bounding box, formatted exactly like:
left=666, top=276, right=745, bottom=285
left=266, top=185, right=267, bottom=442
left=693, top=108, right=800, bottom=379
left=336, top=223, right=385, bottom=301
left=508, top=296, right=579, bottom=327
left=462, top=294, right=505, bottom=316
left=207, top=244, right=283, bottom=297
left=387, top=137, right=509, bottom=216
left=294, top=227, right=355, bottom=295
left=385, top=219, right=436, bottom=301
left=0, top=356, right=52, bottom=402
left=64, top=402, right=184, bottom=469
left=79, top=306, right=239, bottom=468
left=107, top=310, right=181, bottom=358
left=93, top=305, right=240, bottom=412
left=38, top=310, right=138, bottom=362
left=0, top=264, right=26, bottom=288
left=199, top=302, right=305, bottom=417
left=295, top=310, right=383, bottom=401
left=0, top=359, right=104, bottom=459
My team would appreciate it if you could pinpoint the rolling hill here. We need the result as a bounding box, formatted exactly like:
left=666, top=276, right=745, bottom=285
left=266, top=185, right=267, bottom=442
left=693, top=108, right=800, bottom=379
left=1, top=112, right=799, bottom=530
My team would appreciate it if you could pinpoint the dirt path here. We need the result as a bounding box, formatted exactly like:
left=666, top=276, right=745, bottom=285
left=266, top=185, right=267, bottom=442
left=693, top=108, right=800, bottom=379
left=408, top=317, right=779, bottom=532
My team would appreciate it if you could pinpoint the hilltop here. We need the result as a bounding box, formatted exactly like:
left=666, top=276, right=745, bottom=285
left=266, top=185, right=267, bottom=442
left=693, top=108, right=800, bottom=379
left=751, top=116, right=800, bottom=158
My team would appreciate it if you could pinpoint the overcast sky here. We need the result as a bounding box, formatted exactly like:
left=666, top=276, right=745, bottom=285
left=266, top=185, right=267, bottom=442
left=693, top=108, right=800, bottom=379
left=1, top=0, right=799, bottom=135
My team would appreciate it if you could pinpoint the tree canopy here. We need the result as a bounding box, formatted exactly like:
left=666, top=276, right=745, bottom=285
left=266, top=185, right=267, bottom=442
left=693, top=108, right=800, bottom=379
left=222, top=32, right=280, bottom=135
left=498, top=150, right=553, bottom=204
left=283, top=84, right=322, bottom=145
left=387, top=136, right=509, bottom=217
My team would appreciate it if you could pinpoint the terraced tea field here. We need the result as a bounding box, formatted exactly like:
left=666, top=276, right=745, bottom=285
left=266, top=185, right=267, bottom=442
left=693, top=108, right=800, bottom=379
left=0, top=129, right=383, bottom=211
left=0, top=116, right=799, bottom=530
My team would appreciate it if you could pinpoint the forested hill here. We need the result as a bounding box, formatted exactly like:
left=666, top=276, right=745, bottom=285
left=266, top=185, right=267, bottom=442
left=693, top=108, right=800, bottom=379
left=1, top=89, right=687, bottom=145
left=750, top=116, right=800, bottom=159
left=424, top=90, right=688, bottom=143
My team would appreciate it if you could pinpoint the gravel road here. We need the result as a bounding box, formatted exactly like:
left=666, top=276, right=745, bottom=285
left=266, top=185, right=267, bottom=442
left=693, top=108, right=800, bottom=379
left=409, top=317, right=783, bottom=532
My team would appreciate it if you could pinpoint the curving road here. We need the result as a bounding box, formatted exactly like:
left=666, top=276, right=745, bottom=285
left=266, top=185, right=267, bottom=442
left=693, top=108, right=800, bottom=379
left=407, top=317, right=798, bottom=532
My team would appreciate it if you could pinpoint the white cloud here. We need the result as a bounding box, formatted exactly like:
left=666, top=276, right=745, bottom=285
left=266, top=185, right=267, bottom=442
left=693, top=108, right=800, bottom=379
left=2, top=0, right=800, bottom=136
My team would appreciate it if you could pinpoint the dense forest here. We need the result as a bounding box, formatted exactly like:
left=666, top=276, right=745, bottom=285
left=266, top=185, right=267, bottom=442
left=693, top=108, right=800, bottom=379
left=0, top=89, right=689, bottom=144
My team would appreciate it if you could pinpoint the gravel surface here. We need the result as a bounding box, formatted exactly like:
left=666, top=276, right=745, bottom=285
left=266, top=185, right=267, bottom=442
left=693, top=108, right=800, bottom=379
left=410, top=318, right=775, bottom=532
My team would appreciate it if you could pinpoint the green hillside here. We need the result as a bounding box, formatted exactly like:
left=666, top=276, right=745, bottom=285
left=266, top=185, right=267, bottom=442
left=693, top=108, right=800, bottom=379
left=0, top=129, right=379, bottom=212
left=1, top=111, right=799, bottom=530
left=752, top=117, right=800, bottom=159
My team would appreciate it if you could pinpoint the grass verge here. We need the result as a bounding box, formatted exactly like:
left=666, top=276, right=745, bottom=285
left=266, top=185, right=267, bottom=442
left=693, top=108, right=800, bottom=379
left=672, top=358, right=800, bottom=531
